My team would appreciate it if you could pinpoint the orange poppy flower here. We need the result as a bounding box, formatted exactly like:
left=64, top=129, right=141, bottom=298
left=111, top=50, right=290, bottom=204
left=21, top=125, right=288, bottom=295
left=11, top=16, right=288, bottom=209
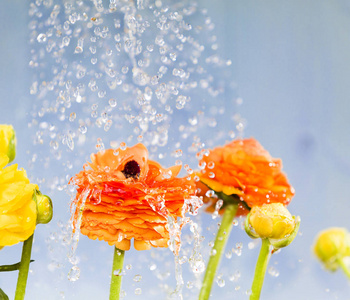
left=70, top=143, right=199, bottom=251
left=197, top=138, right=294, bottom=215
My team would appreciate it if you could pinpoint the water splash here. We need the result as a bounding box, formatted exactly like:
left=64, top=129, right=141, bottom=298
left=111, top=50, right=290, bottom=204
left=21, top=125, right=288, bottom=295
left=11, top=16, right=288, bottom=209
left=28, top=0, right=239, bottom=297
left=188, top=221, right=205, bottom=275
left=28, top=0, right=237, bottom=187
left=66, top=188, right=90, bottom=278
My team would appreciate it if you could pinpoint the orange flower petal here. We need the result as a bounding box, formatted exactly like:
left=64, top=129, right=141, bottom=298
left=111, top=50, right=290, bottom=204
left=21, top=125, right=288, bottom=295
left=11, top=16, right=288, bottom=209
left=70, top=143, right=199, bottom=251
left=198, top=138, right=294, bottom=215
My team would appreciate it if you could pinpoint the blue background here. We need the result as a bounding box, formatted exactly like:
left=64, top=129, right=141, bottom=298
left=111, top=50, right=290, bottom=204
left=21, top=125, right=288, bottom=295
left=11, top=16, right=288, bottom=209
left=1, top=0, right=350, bottom=299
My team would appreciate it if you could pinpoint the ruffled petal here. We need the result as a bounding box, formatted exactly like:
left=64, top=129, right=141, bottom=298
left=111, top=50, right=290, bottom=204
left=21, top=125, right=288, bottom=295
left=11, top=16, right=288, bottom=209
left=71, top=144, right=199, bottom=251
left=198, top=138, right=294, bottom=215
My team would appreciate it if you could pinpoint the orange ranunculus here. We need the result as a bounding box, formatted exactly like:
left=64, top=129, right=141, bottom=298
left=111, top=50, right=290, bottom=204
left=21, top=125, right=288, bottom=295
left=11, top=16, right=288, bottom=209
left=70, top=143, right=199, bottom=251
left=197, top=138, right=294, bottom=215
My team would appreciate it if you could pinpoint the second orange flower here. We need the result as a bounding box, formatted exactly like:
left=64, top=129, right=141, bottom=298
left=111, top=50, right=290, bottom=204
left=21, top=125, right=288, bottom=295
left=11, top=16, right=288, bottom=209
left=198, top=138, right=295, bottom=214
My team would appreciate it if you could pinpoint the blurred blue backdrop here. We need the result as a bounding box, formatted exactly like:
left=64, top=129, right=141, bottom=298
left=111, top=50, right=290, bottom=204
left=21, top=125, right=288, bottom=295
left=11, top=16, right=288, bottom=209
left=1, top=0, right=350, bottom=299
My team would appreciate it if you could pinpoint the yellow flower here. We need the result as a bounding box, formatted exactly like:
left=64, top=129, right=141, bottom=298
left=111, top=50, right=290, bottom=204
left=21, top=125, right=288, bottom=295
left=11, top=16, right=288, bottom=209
left=0, top=153, right=38, bottom=247
left=313, top=227, right=350, bottom=271
left=0, top=124, right=16, bottom=163
left=248, top=203, right=295, bottom=239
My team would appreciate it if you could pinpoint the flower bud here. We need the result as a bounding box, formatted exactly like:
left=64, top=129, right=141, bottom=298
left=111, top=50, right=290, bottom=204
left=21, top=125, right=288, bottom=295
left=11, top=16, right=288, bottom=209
left=313, top=227, right=350, bottom=271
left=33, top=191, right=53, bottom=224
left=0, top=125, right=16, bottom=163
left=245, top=203, right=300, bottom=248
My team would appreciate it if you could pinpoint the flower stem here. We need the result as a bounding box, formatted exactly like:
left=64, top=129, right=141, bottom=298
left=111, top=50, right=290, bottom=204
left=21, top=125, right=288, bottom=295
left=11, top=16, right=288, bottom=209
left=337, top=257, right=350, bottom=280
left=14, top=234, right=34, bottom=300
left=109, top=247, right=125, bottom=300
left=250, top=239, right=272, bottom=300
left=199, top=203, right=238, bottom=300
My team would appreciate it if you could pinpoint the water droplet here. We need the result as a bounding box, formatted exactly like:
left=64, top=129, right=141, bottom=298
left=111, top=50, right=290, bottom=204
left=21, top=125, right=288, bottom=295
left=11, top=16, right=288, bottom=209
left=74, top=38, right=84, bottom=54
left=178, top=256, right=188, bottom=264
left=63, top=36, right=70, bottom=46
left=189, top=116, right=198, bottom=125
left=217, top=278, right=225, bottom=287
left=66, top=134, right=74, bottom=151
left=149, top=264, right=157, bottom=271
left=74, top=46, right=83, bottom=54
left=236, top=122, right=244, bottom=132
left=236, top=97, right=243, bottom=105
left=229, top=270, right=241, bottom=282
left=268, top=266, right=280, bottom=277
left=37, top=33, right=47, bottom=43
left=229, top=131, right=236, bottom=139
left=50, top=141, right=59, bottom=150
left=120, top=142, right=127, bottom=150
left=175, top=95, right=187, bottom=109
left=133, top=274, right=142, bottom=282
left=175, top=149, right=183, bottom=157
left=113, top=269, right=125, bottom=276
left=208, top=118, right=217, bottom=128
left=207, top=161, right=215, bottom=169
left=104, top=120, right=112, bottom=132
left=79, top=125, right=87, bottom=134
left=109, top=98, right=117, bottom=107
left=120, top=290, right=126, bottom=298
left=205, top=190, right=215, bottom=198
left=134, top=288, right=142, bottom=295
left=67, top=266, right=80, bottom=282
left=91, top=110, right=98, bottom=118
left=191, top=260, right=205, bottom=274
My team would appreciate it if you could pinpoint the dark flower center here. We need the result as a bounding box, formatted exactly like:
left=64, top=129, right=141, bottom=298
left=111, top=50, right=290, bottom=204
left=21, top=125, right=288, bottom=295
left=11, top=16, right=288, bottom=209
left=122, top=160, right=141, bottom=179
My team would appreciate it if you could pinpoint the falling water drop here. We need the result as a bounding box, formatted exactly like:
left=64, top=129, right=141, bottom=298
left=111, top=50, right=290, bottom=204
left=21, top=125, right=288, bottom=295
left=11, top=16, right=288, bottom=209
left=69, top=113, right=76, bottom=122
left=133, top=274, right=142, bottom=282
left=212, top=199, right=223, bottom=220
left=134, top=288, right=142, bottom=295
left=37, top=33, right=47, bottom=43
left=109, top=98, right=117, bottom=107
left=79, top=125, right=87, bottom=134
left=217, top=278, right=225, bottom=287
left=67, top=265, right=80, bottom=282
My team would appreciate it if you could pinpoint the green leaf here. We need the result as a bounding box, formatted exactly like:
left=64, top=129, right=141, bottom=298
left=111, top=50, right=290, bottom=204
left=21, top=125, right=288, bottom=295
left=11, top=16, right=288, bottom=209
left=0, top=288, right=9, bottom=300
left=0, top=260, right=34, bottom=272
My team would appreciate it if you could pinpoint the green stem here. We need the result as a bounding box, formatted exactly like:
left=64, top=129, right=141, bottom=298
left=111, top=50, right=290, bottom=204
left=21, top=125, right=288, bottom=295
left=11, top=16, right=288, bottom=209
left=250, top=239, right=272, bottom=300
left=109, top=247, right=125, bottom=300
left=199, top=203, right=238, bottom=300
left=337, top=257, right=350, bottom=280
left=14, top=234, right=34, bottom=300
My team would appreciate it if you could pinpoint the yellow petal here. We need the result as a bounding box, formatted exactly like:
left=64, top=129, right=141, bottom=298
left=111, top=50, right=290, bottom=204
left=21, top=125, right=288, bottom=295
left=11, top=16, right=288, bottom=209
left=0, top=125, right=16, bottom=163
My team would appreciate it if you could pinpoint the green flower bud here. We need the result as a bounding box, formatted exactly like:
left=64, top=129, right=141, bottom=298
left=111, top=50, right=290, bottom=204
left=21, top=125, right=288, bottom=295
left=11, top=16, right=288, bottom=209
left=33, top=190, right=53, bottom=224
left=0, top=125, right=16, bottom=163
